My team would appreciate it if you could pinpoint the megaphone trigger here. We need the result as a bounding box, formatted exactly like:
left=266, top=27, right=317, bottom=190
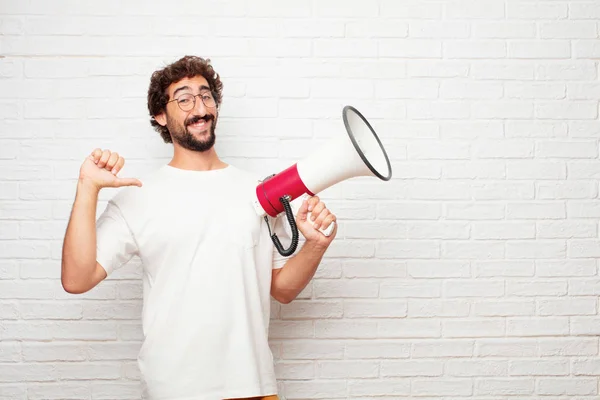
left=319, top=221, right=336, bottom=237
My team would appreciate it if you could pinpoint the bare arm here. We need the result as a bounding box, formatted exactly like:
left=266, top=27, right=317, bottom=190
left=60, top=149, right=141, bottom=294
left=271, top=240, right=328, bottom=304
left=61, top=179, right=107, bottom=294
left=271, top=196, right=337, bottom=304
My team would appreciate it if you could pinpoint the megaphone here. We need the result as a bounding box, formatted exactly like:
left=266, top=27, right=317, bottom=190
left=253, top=105, right=392, bottom=256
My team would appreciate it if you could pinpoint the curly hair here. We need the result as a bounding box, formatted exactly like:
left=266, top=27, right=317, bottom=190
left=147, top=55, right=223, bottom=143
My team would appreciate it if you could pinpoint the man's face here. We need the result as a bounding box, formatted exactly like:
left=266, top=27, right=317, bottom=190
left=159, top=75, right=218, bottom=152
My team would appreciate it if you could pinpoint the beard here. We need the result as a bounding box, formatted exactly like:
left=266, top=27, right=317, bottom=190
left=167, top=113, right=217, bottom=152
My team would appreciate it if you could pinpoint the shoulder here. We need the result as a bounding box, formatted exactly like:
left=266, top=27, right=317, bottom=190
left=224, top=164, right=265, bottom=186
left=106, top=166, right=166, bottom=210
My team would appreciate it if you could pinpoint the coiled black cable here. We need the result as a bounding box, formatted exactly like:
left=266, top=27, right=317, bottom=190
left=265, top=195, right=299, bottom=257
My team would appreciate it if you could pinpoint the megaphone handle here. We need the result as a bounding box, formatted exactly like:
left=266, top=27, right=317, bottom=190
left=319, top=222, right=336, bottom=237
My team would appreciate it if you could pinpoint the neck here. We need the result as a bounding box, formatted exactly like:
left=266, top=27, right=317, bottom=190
left=168, top=145, right=228, bottom=171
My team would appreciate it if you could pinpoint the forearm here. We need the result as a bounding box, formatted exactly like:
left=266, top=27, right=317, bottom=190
left=271, top=240, right=328, bottom=303
left=61, top=179, right=100, bottom=289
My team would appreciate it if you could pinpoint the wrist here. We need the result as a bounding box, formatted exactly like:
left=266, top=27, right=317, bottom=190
left=77, top=177, right=100, bottom=195
left=302, top=237, right=329, bottom=254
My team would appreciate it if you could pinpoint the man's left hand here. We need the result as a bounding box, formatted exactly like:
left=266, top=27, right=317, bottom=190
left=296, top=195, right=337, bottom=248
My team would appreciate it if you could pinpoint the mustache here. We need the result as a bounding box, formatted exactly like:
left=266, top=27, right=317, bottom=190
left=185, top=114, right=214, bottom=126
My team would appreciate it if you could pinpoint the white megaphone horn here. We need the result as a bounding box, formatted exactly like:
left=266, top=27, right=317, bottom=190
left=253, top=105, right=393, bottom=257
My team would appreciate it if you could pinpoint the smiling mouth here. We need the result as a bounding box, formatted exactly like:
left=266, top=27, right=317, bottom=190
left=187, top=119, right=211, bottom=132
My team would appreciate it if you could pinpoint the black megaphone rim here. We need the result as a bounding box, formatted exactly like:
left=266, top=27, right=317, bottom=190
left=342, top=105, right=392, bottom=181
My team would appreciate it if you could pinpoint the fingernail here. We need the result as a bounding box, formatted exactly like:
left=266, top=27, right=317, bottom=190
left=314, top=223, right=320, bottom=229
left=111, top=168, right=116, bottom=174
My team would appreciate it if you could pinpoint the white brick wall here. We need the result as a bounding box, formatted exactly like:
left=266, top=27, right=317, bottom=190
left=1, top=0, right=599, bottom=399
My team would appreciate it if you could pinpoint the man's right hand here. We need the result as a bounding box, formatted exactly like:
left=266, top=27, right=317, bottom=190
left=79, top=148, right=143, bottom=191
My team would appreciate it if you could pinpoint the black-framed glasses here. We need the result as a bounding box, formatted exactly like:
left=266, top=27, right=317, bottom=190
left=168, top=92, right=217, bottom=111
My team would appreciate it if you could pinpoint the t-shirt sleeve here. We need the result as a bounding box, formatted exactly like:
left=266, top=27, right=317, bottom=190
left=96, top=200, right=139, bottom=276
left=271, top=196, right=306, bottom=270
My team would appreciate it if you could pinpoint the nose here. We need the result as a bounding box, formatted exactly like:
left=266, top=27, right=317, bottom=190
left=192, top=94, right=208, bottom=115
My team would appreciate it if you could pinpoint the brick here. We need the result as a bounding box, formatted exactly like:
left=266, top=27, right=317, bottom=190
left=379, top=320, right=441, bottom=338
left=507, top=3, right=567, bottom=19
left=507, top=318, right=569, bottom=337
left=282, top=340, right=344, bottom=360
left=346, top=20, right=407, bottom=37
left=27, top=382, right=90, bottom=400
left=447, top=360, right=508, bottom=376
left=379, top=39, right=442, bottom=58
left=506, top=121, right=568, bottom=138
left=408, top=299, right=470, bottom=317
left=574, top=40, right=600, bottom=58
left=474, top=300, right=535, bottom=317
left=345, top=340, right=410, bottom=359
left=509, top=41, right=571, bottom=59
left=538, top=298, right=597, bottom=316
left=444, top=280, right=504, bottom=297
left=412, top=340, right=474, bottom=358
left=381, top=360, right=442, bottom=377
left=540, top=22, right=598, bottom=39
left=314, top=39, right=377, bottom=58
left=473, top=22, right=536, bottom=38
left=538, top=378, right=597, bottom=395
left=476, top=339, right=537, bottom=357
left=536, top=61, right=598, bottom=81
left=475, top=378, right=534, bottom=395
left=446, top=1, right=504, bottom=19
left=281, top=301, right=343, bottom=320
left=343, top=300, right=407, bottom=318
left=380, top=281, right=441, bottom=298
left=445, top=41, right=506, bottom=59
left=275, top=361, right=314, bottom=380
left=410, top=22, right=469, bottom=38
left=284, top=381, right=347, bottom=399
left=539, top=338, right=598, bottom=356
left=318, top=360, right=378, bottom=378
left=348, top=379, right=410, bottom=396
left=314, top=280, right=378, bottom=299
left=506, top=82, right=566, bottom=100
left=0, top=364, right=56, bottom=382
left=380, top=1, right=443, bottom=19
left=536, top=102, right=598, bottom=120
left=472, top=222, right=535, bottom=239
left=474, top=261, right=534, bottom=277
left=412, top=379, right=473, bottom=396
left=443, top=319, right=505, bottom=338
left=315, top=320, right=377, bottom=339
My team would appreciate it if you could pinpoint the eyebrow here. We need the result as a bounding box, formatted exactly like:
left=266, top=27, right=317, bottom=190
left=172, top=84, right=211, bottom=98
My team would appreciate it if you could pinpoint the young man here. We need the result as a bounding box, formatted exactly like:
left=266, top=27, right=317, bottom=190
left=61, top=55, right=337, bottom=400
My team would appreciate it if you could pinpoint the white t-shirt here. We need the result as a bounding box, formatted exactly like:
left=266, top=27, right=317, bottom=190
left=96, top=164, right=296, bottom=400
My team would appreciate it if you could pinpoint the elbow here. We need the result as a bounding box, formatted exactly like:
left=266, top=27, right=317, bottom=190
left=60, top=262, right=89, bottom=295
left=61, top=277, right=87, bottom=294
left=272, top=291, right=296, bottom=304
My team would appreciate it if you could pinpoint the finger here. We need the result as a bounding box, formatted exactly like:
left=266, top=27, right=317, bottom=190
left=90, top=148, right=103, bottom=163
left=313, top=208, right=330, bottom=230
left=307, top=195, right=319, bottom=212
left=115, top=177, right=143, bottom=187
left=97, top=150, right=111, bottom=168
left=320, top=214, right=337, bottom=237
left=111, top=157, right=125, bottom=175
left=320, top=213, right=336, bottom=231
left=310, top=201, right=326, bottom=222
left=105, top=152, right=119, bottom=171
left=296, top=198, right=309, bottom=222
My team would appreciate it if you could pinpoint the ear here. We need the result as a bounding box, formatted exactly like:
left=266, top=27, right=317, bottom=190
left=154, top=112, right=167, bottom=127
